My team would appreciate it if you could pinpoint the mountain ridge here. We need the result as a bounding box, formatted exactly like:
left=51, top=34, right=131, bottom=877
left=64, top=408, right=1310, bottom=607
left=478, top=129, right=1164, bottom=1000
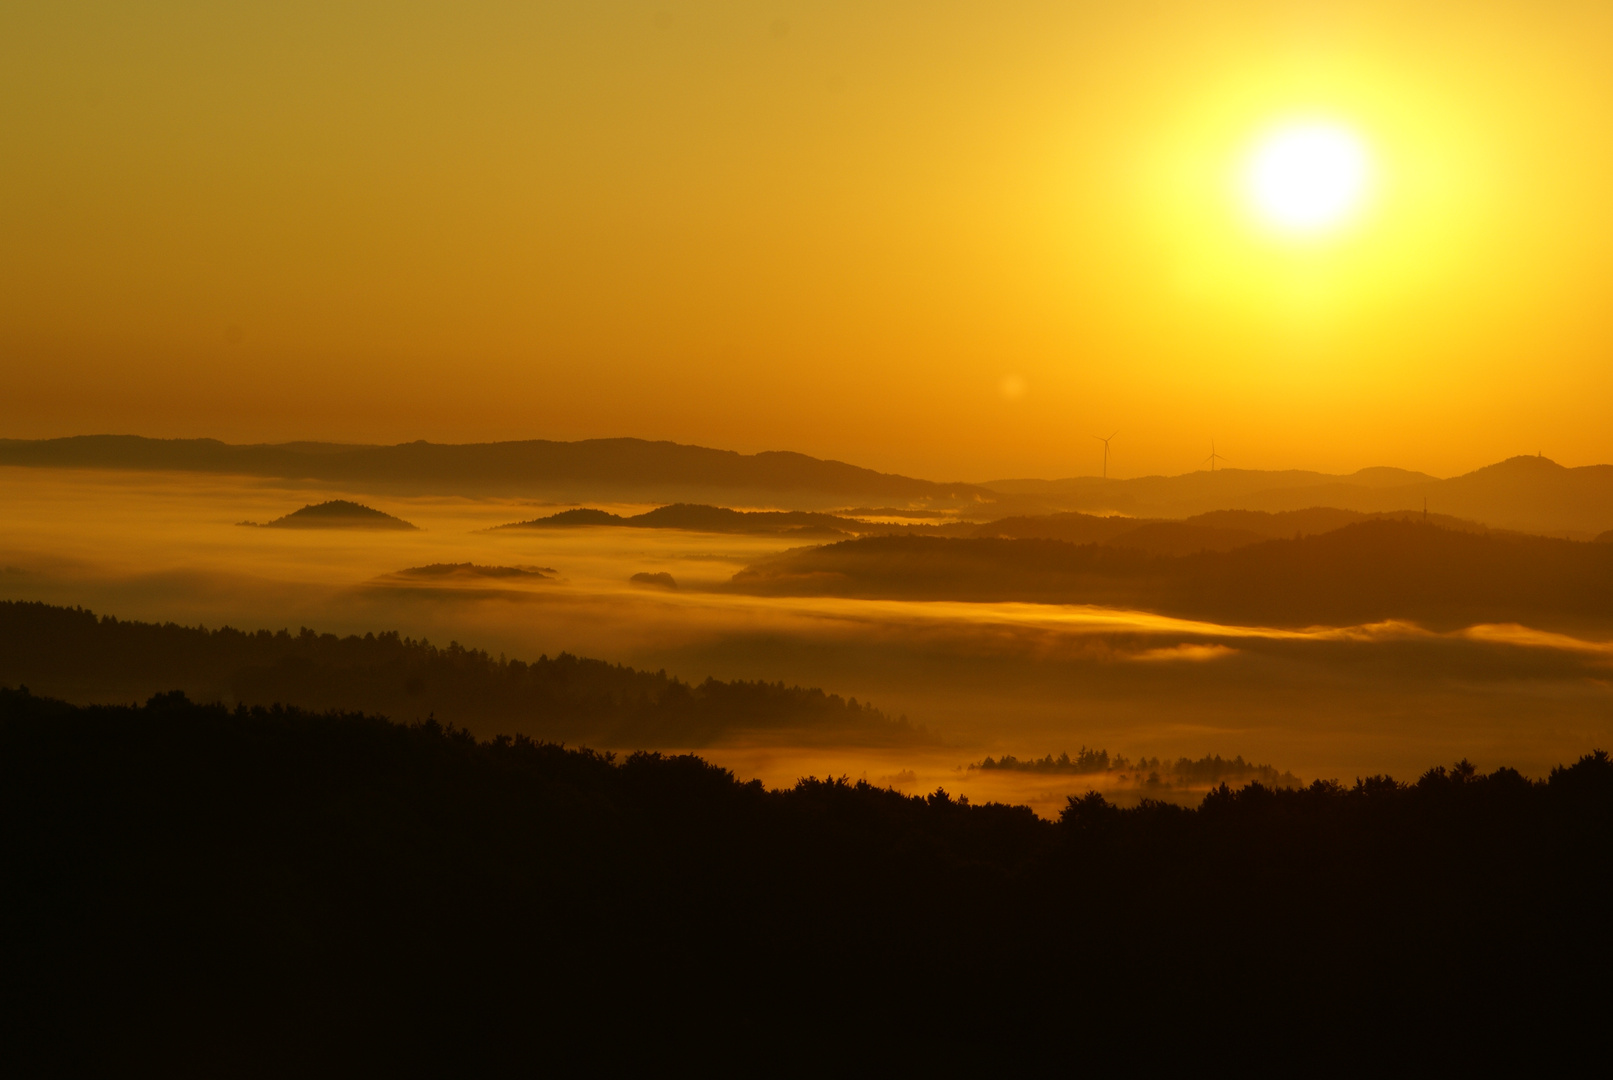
left=0, top=434, right=991, bottom=508
left=3, top=436, right=1611, bottom=534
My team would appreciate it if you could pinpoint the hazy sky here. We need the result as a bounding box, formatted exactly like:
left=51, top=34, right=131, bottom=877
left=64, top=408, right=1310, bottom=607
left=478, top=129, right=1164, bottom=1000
left=5, top=2, right=1613, bottom=480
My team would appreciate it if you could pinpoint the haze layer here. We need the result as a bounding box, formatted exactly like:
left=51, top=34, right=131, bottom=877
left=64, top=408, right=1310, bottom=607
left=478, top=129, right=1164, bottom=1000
left=6, top=2, right=1613, bottom=477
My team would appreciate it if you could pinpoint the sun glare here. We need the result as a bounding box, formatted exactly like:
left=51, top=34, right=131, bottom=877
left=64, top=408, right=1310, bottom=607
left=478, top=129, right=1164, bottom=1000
left=1245, top=123, right=1372, bottom=234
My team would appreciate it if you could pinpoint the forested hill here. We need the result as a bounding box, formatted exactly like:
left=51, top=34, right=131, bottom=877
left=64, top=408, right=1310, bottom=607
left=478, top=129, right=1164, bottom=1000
left=730, top=519, right=1613, bottom=631
left=0, top=601, right=918, bottom=747
left=2, top=687, right=1609, bottom=1064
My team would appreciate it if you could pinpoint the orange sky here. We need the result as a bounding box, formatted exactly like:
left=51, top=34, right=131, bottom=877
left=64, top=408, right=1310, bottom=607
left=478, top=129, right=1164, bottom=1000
left=5, top=2, right=1613, bottom=481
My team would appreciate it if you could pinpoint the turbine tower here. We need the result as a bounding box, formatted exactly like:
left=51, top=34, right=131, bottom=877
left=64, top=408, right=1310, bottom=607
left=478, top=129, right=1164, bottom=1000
left=1203, top=439, right=1228, bottom=473
left=1093, top=431, right=1117, bottom=480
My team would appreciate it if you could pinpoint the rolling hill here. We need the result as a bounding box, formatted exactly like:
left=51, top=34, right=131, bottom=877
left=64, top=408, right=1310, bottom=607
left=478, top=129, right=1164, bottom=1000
left=0, top=435, right=993, bottom=509
left=0, top=601, right=922, bottom=748
left=729, top=520, right=1613, bottom=631
left=5, top=435, right=1612, bottom=535
left=984, top=456, right=1613, bottom=536
left=496, top=503, right=863, bottom=536
left=243, top=500, right=417, bottom=530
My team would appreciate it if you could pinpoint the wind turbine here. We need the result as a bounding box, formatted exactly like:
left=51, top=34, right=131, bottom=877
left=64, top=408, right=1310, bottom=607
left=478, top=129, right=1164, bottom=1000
left=1203, top=439, right=1229, bottom=472
left=1093, top=431, right=1117, bottom=480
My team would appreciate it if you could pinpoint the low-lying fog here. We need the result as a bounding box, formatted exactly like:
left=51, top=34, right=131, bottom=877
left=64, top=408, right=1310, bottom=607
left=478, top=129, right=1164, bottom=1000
left=5, top=466, right=1611, bottom=815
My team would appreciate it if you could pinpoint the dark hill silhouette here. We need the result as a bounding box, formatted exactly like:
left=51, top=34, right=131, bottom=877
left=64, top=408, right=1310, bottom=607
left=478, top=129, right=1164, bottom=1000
left=730, top=520, right=1613, bottom=631
left=972, top=749, right=1301, bottom=791
left=376, top=563, right=553, bottom=583
left=0, top=434, right=993, bottom=508
left=527, top=507, right=624, bottom=526
left=989, top=457, right=1613, bottom=536
left=6, top=435, right=1611, bottom=532
left=1182, top=505, right=1482, bottom=537
left=244, top=499, right=416, bottom=530
left=983, top=465, right=1437, bottom=518
left=971, top=506, right=1490, bottom=556
left=3, top=685, right=1608, bottom=1063
left=503, top=501, right=1364, bottom=551
left=1422, top=454, right=1613, bottom=535
left=984, top=456, right=1613, bottom=536
left=973, top=512, right=1268, bottom=555
left=0, top=601, right=920, bottom=747
left=1102, top=519, right=1270, bottom=556
left=10, top=434, right=1612, bottom=534
left=971, top=511, right=1145, bottom=545
left=497, top=502, right=864, bottom=536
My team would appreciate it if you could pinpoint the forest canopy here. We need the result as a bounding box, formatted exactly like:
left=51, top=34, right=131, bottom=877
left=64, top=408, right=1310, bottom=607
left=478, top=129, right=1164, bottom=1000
left=0, top=601, right=919, bottom=747
left=2, top=686, right=1608, bottom=1064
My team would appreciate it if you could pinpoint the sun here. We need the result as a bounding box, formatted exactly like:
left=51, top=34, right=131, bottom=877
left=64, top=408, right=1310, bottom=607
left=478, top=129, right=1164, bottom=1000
left=1245, top=123, right=1372, bottom=234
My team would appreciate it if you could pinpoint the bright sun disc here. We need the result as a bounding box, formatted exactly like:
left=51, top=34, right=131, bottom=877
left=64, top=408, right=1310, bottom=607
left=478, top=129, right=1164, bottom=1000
left=1246, top=124, right=1370, bottom=233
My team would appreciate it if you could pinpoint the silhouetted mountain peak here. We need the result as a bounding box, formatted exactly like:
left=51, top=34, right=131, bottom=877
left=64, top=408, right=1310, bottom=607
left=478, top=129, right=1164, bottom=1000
left=1470, top=454, right=1568, bottom=476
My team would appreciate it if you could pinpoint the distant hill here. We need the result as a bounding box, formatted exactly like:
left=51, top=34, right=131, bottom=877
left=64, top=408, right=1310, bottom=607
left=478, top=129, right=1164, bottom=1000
left=971, top=507, right=1488, bottom=557
left=0, top=601, right=922, bottom=748
left=985, top=465, right=1437, bottom=500
left=388, top=562, right=551, bottom=579
left=503, top=501, right=1490, bottom=553
left=6, top=435, right=1611, bottom=534
left=243, top=500, right=417, bottom=530
left=0, top=435, right=992, bottom=509
left=497, top=502, right=868, bottom=536
left=370, top=563, right=554, bottom=587
left=982, top=456, right=1613, bottom=537
left=729, top=520, right=1613, bottom=631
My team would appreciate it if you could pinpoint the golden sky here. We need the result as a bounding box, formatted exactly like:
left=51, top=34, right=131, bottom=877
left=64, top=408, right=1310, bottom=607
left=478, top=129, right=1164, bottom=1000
left=4, top=1, right=1612, bottom=480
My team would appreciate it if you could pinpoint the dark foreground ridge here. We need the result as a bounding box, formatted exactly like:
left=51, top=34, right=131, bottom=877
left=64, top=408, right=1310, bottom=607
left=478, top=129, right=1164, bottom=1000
left=2, top=686, right=1608, bottom=1064
left=0, top=600, right=919, bottom=746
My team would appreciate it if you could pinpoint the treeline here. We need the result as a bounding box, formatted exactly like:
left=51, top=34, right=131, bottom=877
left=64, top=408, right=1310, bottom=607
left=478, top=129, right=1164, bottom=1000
left=0, top=600, right=918, bottom=747
left=974, top=749, right=1301, bottom=790
left=731, top=519, right=1613, bottom=630
left=976, top=746, right=1114, bottom=773
left=2, top=687, right=1608, bottom=1063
